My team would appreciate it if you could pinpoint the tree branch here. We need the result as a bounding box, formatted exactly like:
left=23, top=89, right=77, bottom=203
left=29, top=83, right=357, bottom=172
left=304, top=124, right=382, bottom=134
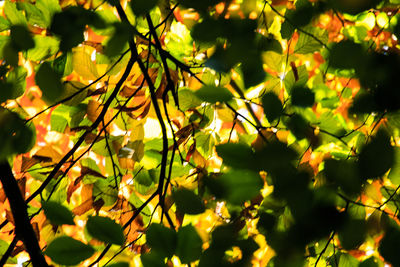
left=0, top=161, right=49, bottom=267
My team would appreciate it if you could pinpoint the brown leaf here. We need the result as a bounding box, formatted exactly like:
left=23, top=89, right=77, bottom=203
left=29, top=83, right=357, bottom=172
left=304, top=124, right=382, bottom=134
left=118, top=158, right=135, bottom=170
left=84, top=133, right=103, bottom=144
left=0, top=188, right=6, bottom=203
left=93, top=198, right=105, bottom=213
left=5, top=209, right=14, bottom=225
left=116, top=101, right=146, bottom=112
left=120, top=201, right=144, bottom=243
left=81, top=167, right=106, bottom=179
left=193, top=149, right=207, bottom=168
left=21, top=156, right=40, bottom=172
left=290, top=62, right=299, bottom=82
left=72, top=198, right=93, bottom=216
left=87, top=100, right=102, bottom=123
left=32, top=222, right=40, bottom=241
left=67, top=175, right=83, bottom=203
left=87, top=87, right=107, bottom=96
left=109, top=196, right=125, bottom=211
left=17, top=177, right=26, bottom=200
left=138, top=101, right=151, bottom=119
left=185, top=142, right=196, bottom=162
left=11, top=244, right=25, bottom=257
left=34, top=146, right=63, bottom=164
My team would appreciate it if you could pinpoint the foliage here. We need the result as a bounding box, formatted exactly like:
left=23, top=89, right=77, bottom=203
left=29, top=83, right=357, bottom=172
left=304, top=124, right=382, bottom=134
left=0, top=0, right=400, bottom=266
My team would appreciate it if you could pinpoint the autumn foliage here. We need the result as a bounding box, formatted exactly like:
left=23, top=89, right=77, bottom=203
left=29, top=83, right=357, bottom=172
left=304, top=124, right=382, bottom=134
left=0, top=0, right=400, bottom=266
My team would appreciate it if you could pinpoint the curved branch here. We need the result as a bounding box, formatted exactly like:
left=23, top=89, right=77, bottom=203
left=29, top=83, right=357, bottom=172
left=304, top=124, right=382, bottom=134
left=0, top=161, right=49, bottom=267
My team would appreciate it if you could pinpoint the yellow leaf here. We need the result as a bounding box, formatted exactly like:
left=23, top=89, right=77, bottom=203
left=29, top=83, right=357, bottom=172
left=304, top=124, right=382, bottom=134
left=87, top=100, right=101, bottom=123
left=130, top=120, right=145, bottom=141
left=72, top=46, right=99, bottom=80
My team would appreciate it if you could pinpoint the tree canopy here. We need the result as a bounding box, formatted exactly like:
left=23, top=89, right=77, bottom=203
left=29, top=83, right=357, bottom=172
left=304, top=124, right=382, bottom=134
left=0, top=0, right=400, bottom=266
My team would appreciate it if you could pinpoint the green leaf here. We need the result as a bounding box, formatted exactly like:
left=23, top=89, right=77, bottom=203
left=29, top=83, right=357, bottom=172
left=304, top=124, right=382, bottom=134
left=3, top=42, right=18, bottom=66
left=50, top=104, right=86, bottom=133
left=42, top=201, right=75, bottom=225
left=176, top=225, right=203, bottom=264
left=0, top=81, right=14, bottom=103
left=219, top=169, right=264, bottom=204
left=329, top=40, right=365, bottom=69
left=388, top=148, right=400, bottom=184
left=0, top=17, right=11, bottom=32
left=195, top=132, right=215, bottom=156
left=257, top=35, right=282, bottom=54
left=105, top=22, right=132, bottom=57
left=59, top=81, right=88, bottom=106
left=86, top=216, right=125, bottom=245
left=165, top=21, right=194, bottom=59
left=256, top=141, right=298, bottom=173
left=241, top=57, right=267, bottom=88
left=52, top=52, right=73, bottom=77
left=50, top=7, right=88, bottom=51
left=10, top=25, right=34, bottom=51
left=324, top=159, right=362, bottom=196
left=36, top=0, right=61, bottom=27
left=294, top=26, right=328, bottom=54
left=216, top=143, right=255, bottom=170
left=134, top=169, right=156, bottom=195
left=26, top=35, right=59, bottom=61
left=338, top=253, right=359, bottom=267
left=280, top=20, right=295, bottom=39
left=0, top=108, right=35, bottom=159
left=35, top=62, right=64, bottom=103
left=141, top=252, right=167, bottom=267
left=178, top=89, right=202, bottom=111
left=130, top=0, right=160, bottom=16
left=92, top=9, right=119, bottom=35
left=338, top=219, right=366, bottom=250
left=284, top=65, right=308, bottom=92
left=4, top=0, right=27, bottom=26
left=173, top=188, right=205, bottom=215
left=286, top=113, right=309, bottom=140
left=358, top=129, right=394, bottom=179
left=5, top=66, right=27, bottom=100
left=146, top=223, right=177, bottom=258
left=262, top=92, right=283, bottom=122
left=45, top=236, right=95, bottom=266
left=378, top=226, right=400, bottom=267
left=93, top=175, right=119, bottom=206
left=359, top=257, right=381, bottom=267
left=194, top=85, right=233, bottom=104
left=18, top=2, right=46, bottom=28
left=291, top=86, right=315, bottom=107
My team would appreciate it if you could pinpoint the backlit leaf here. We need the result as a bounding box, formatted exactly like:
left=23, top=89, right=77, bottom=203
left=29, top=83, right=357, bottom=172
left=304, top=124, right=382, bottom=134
left=194, top=85, right=233, bottom=104
left=146, top=223, right=177, bottom=258
left=294, top=27, right=328, bottom=54
left=219, top=169, right=263, bottom=204
left=4, top=0, right=27, bottom=26
left=130, top=0, right=159, bottom=16
left=358, top=129, right=394, bottom=179
left=45, top=236, right=95, bottom=266
left=173, top=188, right=205, bottom=215
left=72, top=46, right=99, bottom=80
left=262, top=92, right=283, bottom=122
left=42, top=201, right=75, bottom=225
left=176, top=225, right=203, bottom=263
left=35, top=62, right=64, bottom=103
left=86, top=216, right=125, bottom=245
